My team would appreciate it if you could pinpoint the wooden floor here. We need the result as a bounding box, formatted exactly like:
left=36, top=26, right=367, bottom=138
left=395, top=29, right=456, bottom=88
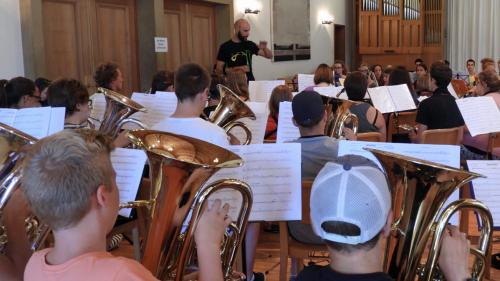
left=114, top=218, right=500, bottom=281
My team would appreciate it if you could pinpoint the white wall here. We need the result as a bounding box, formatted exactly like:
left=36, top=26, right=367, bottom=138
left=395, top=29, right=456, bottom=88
left=233, top=0, right=347, bottom=80
left=0, top=0, right=24, bottom=79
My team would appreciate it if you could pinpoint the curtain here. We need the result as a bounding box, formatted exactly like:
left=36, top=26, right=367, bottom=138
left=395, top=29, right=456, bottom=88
left=446, top=0, right=500, bottom=73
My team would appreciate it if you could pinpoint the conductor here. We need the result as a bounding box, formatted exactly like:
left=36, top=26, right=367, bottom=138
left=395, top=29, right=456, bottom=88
left=216, top=19, right=272, bottom=81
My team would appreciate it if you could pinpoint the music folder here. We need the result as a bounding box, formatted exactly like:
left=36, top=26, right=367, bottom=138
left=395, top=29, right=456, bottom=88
left=368, top=84, right=416, bottom=113
left=248, top=80, right=285, bottom=102
left=450, top=79, right=469, bottom=97
left=456, top=96, right=500, bottom=137
left=467, top=160, right=500, bottom=229
left=0, top=107, right=65, bottom=138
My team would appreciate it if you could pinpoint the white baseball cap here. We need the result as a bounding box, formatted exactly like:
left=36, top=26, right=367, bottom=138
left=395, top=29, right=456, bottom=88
left=310, top=155, right=391, bottom=245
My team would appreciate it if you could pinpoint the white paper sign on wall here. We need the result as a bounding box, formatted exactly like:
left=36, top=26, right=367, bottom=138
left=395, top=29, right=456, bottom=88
left=154, top=37, right=168, bottom=53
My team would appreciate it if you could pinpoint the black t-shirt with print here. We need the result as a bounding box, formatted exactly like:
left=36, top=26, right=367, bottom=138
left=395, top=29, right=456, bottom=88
left=415, top=87, right=465, bottom=129
left=216, top=39, right=259, bottom=81
left=297, top=264, right=393, bottom=281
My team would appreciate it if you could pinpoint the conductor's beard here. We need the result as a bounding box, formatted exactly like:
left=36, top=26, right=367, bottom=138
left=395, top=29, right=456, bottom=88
left=237, top=31, right=247, bottom=42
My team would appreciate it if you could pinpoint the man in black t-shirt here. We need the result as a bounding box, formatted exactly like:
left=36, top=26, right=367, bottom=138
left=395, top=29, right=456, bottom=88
left=297, top=156, right=471, bottom=281
left=216, top=19, right=272, bottom=81
left=410, top=62, right=465, bottom=143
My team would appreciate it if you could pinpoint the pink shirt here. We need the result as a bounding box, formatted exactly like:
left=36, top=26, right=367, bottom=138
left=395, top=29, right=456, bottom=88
left=463, top=92, right=500, bottom=155
left=24, top=248, right=158, bottom=281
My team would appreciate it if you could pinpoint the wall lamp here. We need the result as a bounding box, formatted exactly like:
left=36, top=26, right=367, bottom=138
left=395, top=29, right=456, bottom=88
left=322, top=20, right=334, bottom=24
left=245, top=8, right=260, bottom=14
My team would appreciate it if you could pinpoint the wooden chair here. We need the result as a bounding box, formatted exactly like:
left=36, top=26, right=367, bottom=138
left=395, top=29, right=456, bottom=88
left=357, top=132, right=384, bottom=142
left=421, top=127, right=461, bottom=145
left=386, top=111, right=417, bottom=142
left=279, top=180, right=328, bottom=281
left=487, top=132, right=500, bottom=159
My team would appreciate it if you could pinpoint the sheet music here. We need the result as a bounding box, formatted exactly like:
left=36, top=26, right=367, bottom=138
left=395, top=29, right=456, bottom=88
left=47, top=107, right=66, bottom=136
left=206, top=143, right=302, bottom=221
left=297, top=74, right=315, bottom=92
left=467, top=160, right=500, bottom=228
left=447, top=83, right=459, bottom=99
left=339, top=78, right=345, bottom=86
left=11, top=108, right=51, bottom=139
left=127, top=92, right=178, bottom=128
left=0, top=109, right=17, bottom=126
left=248, top=80, right=285, bottom=102
left=417, top=96, right=429, bottom=102
left=338, top=140, right=461, bottom=225
left=90, top=93, right=106, bottom=127
left=276, top=102, right=300, bottom=143
left=313, top=86, right=344, bottom=98
left=111, top=148, right=147, bottom=217
left=388, top=84, right=417, bottom=112
left=456, top=96, right=500, bottom=137
left=368, top=85, right=416, bottom=113
left=230, top=102, right=268, bottom=144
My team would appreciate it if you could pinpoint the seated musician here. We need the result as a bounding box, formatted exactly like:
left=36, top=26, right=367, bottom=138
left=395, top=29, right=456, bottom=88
left=46, top=78, right=129, bottom=147
left=153, top=63, right=230, bottom=147
left=332, top=60, right=348, bottom=87
left=388, top=66, right=419, bottom=105
left=344, top=72, right=386, bottom=140
left=203, top=74, right=226, bottom=118
left=462, top=70, right=500, bottom=159
left=465, top=59, right=477, bottom=89
left=264, top=85, right=293, bottom=142
left=94, top=62, right=124, bottom=94
left=150, top=70, right=174, bottom=94
left=305, top=63, right=334, bottom=90
left=409, top=62, right=465, bottom=143
left=297, top=156, right=471, bottom=281
left=0, top=77, right=41, bottom=109
left=21, top=129, right=230, bottom=281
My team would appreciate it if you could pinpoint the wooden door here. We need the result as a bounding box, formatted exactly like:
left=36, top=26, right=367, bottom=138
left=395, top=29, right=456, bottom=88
left=164, top=0, right=216, bottom=72
left=94, top=0, right=139, bottom=94
left=41, top=0, right=90, bottom=83
left=334, top=24, right=346, bottom=62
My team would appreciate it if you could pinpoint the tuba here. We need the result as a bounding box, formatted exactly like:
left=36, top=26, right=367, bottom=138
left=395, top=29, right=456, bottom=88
left=0, top=123, right=50, bottom=253
left=122, top=130, right=252, bottom=280
left=325, top=93, right=359, bottom=139
left=96, top=87, right=147, bottom=138
left=365, top=148, right=493, bottom=281
left=209, top=85, right=256, bottom=145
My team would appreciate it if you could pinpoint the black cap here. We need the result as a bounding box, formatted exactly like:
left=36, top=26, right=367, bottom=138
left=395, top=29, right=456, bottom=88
left=292, top=91, right=324, bottom=127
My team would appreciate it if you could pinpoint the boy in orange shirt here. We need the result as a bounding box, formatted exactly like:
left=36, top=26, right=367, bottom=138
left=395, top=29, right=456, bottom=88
left=21, top=129, right=230, bottom=281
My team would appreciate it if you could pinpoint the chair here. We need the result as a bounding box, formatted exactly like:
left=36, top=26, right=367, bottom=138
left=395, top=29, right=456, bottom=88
left=386, top=111, right=417, bottom=142
left=279, top=180, right=328, bottom=281
left=357, top=132, right=384, bottom=142
left=421, top=127, right=461, bottom=145
left=487, top=132, right=500, bottom=159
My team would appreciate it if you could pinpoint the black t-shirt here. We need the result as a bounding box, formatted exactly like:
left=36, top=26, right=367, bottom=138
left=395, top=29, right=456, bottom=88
left=216, top=39, right=259, bottom=81
left=297, top=264, right=393, bottom=281
left=415, top=87, right=465, bottom=129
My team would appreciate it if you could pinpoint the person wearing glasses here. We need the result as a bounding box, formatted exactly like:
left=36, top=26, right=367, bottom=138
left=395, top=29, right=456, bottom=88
left=0, top=77, right=41, bottom=108
left=332, top=60, right=348, bottom=87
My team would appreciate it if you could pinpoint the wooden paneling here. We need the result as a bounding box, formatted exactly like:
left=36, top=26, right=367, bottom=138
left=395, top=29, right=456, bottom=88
left=359, top=14, right=379, bottom=53
left=95, top=0, right=138, bottom=94
left=401, top=21, right=422, bottom=54
left=380, top=18, right=400, bottom=52
left=164, top=0, right=216, bottom=72
left=42, top=0, right=84, bottom=80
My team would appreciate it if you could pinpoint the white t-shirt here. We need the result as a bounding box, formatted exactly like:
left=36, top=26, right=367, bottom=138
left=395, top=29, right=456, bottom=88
left=153, top=117, right=230, bottom=147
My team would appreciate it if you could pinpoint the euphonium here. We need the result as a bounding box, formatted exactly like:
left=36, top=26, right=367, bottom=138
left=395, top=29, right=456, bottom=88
left=325, top=96, right=359, bottom=139
left=122, top=130, right=252, bottom=281
left=209, top=84, right=256, bottom=145
left=96, top=87, right=147, bottom=137
left=0, top=122, right=50, bottom=256
left=365, top=148, right=493, bottom=281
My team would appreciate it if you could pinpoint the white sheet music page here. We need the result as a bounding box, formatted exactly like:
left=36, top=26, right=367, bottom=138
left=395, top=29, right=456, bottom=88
left=0, top=109, right=17, bottom=126
left=368, top=86, right=395, bottom=113
left=313, top=86, right=344, bottom=99
left=248, top=80, right=285, bottom=102
left=297, top=74, right=315, bottom=92
left=447, top=83, right=459, bottom=99
left=12, top=107, right=52, bottom=139
left=456, top=96, right=500, bottom=137
left=338, top=140, right=461, bottom=225
left=111, top=148, right=147, bottom=217
left=90, top=93, right=106, bottom=128
left=276, top=102, right=300, bottom=143
left=387, top=84, right=417, bottom=112
left=230, top=102, right=268, bottom=144
left=47, top=107, right=66, bottom=136
left=467, top=160, right=500, bottom=227
left=128, top=92, right=178, bottom=128
left=206, top=143, right=302, bottom=221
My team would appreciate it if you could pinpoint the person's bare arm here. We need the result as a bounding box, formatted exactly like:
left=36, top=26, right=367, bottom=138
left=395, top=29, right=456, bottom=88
left=215, top=60, right=225, bottom=75
left=367, top=106, right=387, bottom=141
left=195, top=199, right=231, bottom=281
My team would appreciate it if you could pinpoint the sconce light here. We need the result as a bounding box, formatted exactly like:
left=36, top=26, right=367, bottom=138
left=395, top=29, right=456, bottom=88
left=319, top=10, right=334, bottom=25
left=245, top=8, right=260, bottom=14
left=322, top=20, right=333, bottom=24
